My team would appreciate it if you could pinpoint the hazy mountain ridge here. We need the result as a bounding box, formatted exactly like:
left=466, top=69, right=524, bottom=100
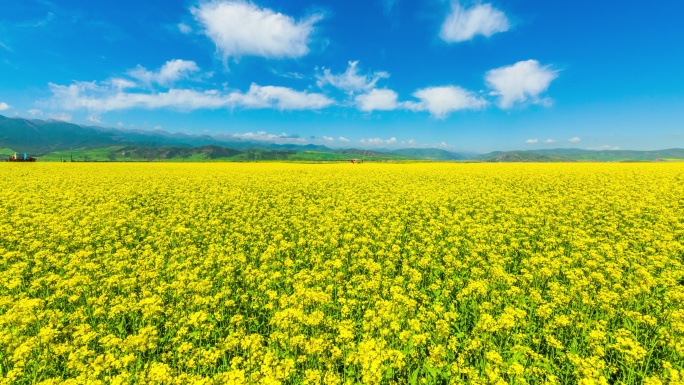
left=478, top=148, right=684, bottom=162
left=3, top=115, right=684, bottom=162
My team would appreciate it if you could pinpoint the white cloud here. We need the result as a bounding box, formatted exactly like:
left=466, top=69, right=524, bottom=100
left=222, top=131, right=305, bottom=143
left=526, top=138, right=538, bottom=144
left=360, top=137, right=397, bottom=146
left=406, top=86, right=487, bottom=118
left=49, top=81, right=333, bottom=112
left=440, top=2, right=509, bottom=43
left=192, top=1, right=322, bottom=62
left=178, top=23, right=192, bottom=34
left=338, top=136, right=350, bottom=142
left=128, top=59, right=200, bottom=86
left=323, top=136, right=334, bottom=142
left=231, top=131, right=279, bottom=140
left=108, top=78, right=138, bottom=90
left=317, top=61, right=389, bottom=93
left=86, top=115, right=102, bottom=124
left=544, top=138, right=556, bottom=143
left=485, top=60, right=558, bottom=109
left=568, top=136, right=581, bottom=143
left=235, top=84, right=334, bottom=110
left=589, top=145, right=620, bottom=150
left=117, top=122, right=124, bottom=127
left=0, top=102, right=10, bottom=111
left=47, top=112, right=72, bottom=122
left=27, top=109, right=43, bottom=116
left=355, top=89, right=399, bottom=112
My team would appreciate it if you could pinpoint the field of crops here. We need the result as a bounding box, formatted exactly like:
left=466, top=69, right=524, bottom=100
left=1, top=163, right=683, bottom=384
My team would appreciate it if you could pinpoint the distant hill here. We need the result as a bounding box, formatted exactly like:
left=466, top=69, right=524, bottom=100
left=479, top=151, right=572, bottom=162
left=477, top=148, right=684, bottom=162
left=4, top=114, right=684, bottom=162
left=0, top=114, right=457, bottom=161
left=389, top=148, right=469, bottom=160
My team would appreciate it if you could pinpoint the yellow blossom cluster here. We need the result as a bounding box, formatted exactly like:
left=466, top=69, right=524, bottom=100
left=1, top=162, right=683, bottom=384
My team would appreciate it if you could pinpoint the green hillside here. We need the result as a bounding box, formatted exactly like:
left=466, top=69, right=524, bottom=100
left=34, top=146, right=412, bottom=162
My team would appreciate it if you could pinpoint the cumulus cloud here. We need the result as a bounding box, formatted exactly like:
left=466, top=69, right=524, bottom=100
left=48, top=81, right=333, bottom=112
left=323, top=136, right=334, bottom=142
left=568, top=137, right=581, bottom=143
left=526, top=138, right=538, bottom=144
left=360, top=137, right=397, bottom=146
left=485, top=60, right=558, bottom=109
left=544, top=138, right=556, bottom=143
left=192, top=1, right=322, bottom=62
left=128, top=59, right=200, bottom=86
left=406, top=86, right=487, bottom=118
left=317, top=61, right=389, bottom=93
left=355, top=89, right=400, bottom=112
left=440, top=2, right=509, bottom=43
left=0, top=102, right=10, bottom=111
left=338, top=136, right=350, bottom=142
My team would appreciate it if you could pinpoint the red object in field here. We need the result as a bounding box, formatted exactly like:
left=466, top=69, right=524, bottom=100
left=8, top=155, right=36, bottom=162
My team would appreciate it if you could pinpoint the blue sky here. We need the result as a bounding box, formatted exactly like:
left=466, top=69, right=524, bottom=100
left=1, top=0, right=683, bottom=152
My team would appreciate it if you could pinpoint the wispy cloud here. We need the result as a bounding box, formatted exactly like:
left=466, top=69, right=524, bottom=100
left=317, top=61, right=389, bottom=94
left=525, top=138, right=538, bottom=144
left=192, top=1, right=322, bottom=62
left=338, top=136, right=350, bottom=142
left=406, top=85, right=487, bottom=118
left=47, top=112, right=72, bottom=122
left=381, top=0, right=399, bottom=14
left=27, top=109, right=43, bottom=116
left=440, top=2, right=509, bottom=43
left=0, top=41, right=11, bottom=52
left=209, top=130, right=318, bottom=145
left=568, top=137, right=581, bottom=143
left=544, top=138, right=556, bottom=143
left=588, top=145, right=620, bottom=150
left=485, top=60, right=558, bottom=109
left=177, top=23, right=192, bottom=34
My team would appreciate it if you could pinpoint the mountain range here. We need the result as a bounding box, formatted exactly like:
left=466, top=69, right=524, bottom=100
left=2, top=115, right=683, bottom=162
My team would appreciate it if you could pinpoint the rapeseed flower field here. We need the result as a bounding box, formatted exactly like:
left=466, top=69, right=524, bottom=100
left=1, top=163, right=683, bottom=384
